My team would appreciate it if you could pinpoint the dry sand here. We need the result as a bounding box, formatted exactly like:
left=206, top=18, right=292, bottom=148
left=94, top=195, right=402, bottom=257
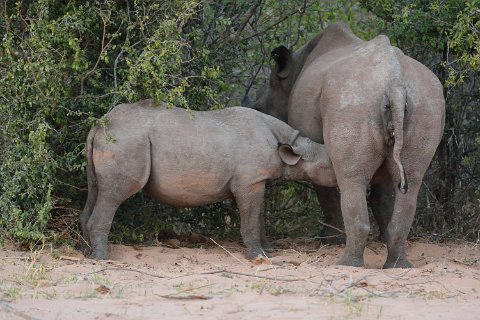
left=0, top=239, right=479, bottom=319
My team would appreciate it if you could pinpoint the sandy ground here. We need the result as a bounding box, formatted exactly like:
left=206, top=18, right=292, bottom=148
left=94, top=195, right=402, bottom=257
left=0, top=238, right=479, bottom=320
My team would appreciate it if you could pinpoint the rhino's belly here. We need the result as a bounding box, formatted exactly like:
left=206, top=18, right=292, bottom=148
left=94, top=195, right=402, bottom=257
left=144, top=173, right=232, bottom=207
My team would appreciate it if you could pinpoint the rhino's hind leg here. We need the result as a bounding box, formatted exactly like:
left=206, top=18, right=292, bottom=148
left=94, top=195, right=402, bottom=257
left=383, top=182, right=421, bottom=269
left=234, top=182, right=268, bottom=260
left=337, top=181, right=370, bottom=267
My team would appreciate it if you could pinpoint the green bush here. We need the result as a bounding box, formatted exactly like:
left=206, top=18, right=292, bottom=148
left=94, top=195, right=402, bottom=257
left=0, top=0, right=221, bottom=244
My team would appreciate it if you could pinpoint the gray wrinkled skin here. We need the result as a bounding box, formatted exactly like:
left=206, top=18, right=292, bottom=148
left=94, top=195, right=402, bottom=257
left=81, top=99, right=336, bottom=261
left=243, top=23, right=445, bottom=268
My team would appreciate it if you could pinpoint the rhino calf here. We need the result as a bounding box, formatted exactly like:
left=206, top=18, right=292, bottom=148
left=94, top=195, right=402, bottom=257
left=81, top=99, right=336, bottom=260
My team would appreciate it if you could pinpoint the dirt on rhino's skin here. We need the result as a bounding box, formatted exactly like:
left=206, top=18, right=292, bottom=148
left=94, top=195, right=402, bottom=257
left=1, top=239, right=479, bottom=319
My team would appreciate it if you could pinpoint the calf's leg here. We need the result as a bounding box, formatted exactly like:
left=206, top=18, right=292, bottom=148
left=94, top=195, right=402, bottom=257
left=87, top=194, right=122, bottom=259
left=87, top=176, right=147, bottom=259
left=234, top=182, right=267, bottom=260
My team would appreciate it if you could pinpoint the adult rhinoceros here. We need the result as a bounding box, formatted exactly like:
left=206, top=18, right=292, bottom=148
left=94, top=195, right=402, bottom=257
left=243, top=23, right=445, bottom=268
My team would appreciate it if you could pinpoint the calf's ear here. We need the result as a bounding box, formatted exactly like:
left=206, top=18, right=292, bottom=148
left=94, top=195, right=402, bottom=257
left=278, top=144, right=301, bottom=165
left=271, top=46, right=293, bottom=79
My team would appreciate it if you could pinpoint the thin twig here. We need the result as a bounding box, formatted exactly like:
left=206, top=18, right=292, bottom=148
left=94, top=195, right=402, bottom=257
left=209, top=238, right=248, bottom=267
left=233, top=0, right=263, bottom=43
left=172, top=269, right=320, bottom=282
left=170, top=270, right=227, bottom=279
left=239, top=3, right=314, bottom=43
left=244, top=56, right=265, bottom=98
left=88, top=267, right=169, bottom=279
left=223, top=270, right=318, bottom=282
left=339, top=273, right=372, bottom=293
left=158, top=283, right=214, bottom=299
left=317, top=221, right=346, bottom=234
left=91, top=267, right=314, bottom=283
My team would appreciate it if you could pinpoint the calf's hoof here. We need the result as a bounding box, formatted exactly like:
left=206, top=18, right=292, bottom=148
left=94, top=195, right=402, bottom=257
left=88, top=249, right=109, bottom=260
left=383, top=258, right=413, bottom=269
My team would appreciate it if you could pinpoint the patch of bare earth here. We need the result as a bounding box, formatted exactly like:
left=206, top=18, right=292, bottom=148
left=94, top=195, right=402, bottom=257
left=0, top=239, right=479, bottom=319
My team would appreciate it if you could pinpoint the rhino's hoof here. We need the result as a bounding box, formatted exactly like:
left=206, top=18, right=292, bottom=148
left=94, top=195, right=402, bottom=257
left=337, top=255, right=364, bottom=268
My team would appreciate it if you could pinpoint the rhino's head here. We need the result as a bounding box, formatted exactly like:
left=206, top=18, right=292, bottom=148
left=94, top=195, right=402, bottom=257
left=242, top=46, right=298, bottom=123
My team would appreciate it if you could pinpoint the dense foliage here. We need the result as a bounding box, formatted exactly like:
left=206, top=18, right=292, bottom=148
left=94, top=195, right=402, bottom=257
left=0, top=0, right=478, bottom=246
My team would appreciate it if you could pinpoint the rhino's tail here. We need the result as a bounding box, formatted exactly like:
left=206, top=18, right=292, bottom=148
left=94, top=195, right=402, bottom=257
left=385, top=83, right=408, bottom=194
left=80, top=125, right=99, bottom=243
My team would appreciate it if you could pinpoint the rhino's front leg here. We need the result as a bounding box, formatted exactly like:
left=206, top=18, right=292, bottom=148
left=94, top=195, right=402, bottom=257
left=234, top=182, right=268, bottom=260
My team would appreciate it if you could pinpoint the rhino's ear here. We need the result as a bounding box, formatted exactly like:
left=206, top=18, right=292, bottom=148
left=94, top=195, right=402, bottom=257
left=271, top=46, right=293, bottom=79
left=278, top=144, right=301, bottom=165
